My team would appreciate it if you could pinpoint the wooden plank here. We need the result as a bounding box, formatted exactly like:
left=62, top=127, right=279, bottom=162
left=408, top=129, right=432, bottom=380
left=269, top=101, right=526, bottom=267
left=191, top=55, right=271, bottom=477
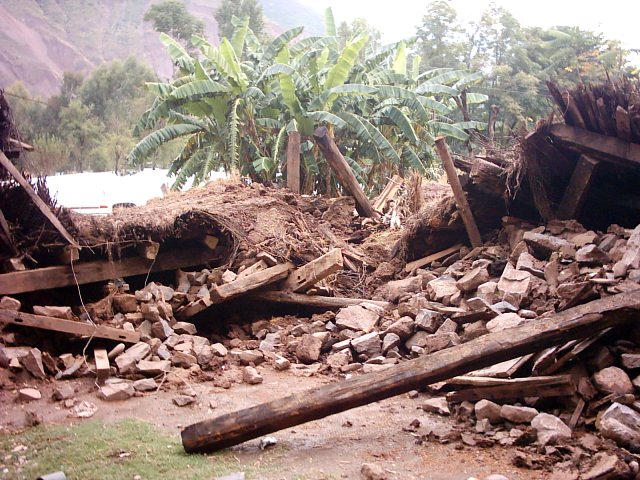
left=94, top=348, right=110, bottom=384
left=0, top=151, right=78, bottom=247
left=569, top=398, right=586, bottom=429
left=616, top=106, right=632, bottom=142
left=248, top=290, right=392, bottom=310
left=0, top=246, right=217, bottom=296
left=561, top=91, right=587, bottom=130
left=445, top=374, right=571, bottom=389
left=0, top=208, right=17, bottom=255
left=434, top=137, right=482, bottom=248
left=314, top=127, right=378, bottom=219
left=286, top=131, right=301, bottom=194
left=209, top=263, right=293, bottom=304
left=181, top=290, right=640, bottom=453
left=548, top=123, right=640, bottom=169
left=467, top=354, right=533, bottom=378
left=0, top=310, right=140, bottom=343
left=556, top=154, right=600, bottom=220
left=237, top=260, right=268, bottom=279
left=404, top=244, right=463, bottom=272
left=280, top=248, right=343, bottom=293
left=446, top=382, right=574, bottom=403
left=373, top=175, right=403, bottom=212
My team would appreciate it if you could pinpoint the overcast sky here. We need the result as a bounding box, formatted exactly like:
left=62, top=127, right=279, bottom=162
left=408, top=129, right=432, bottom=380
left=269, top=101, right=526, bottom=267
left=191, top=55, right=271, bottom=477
left=299, top=0, right=639, bottom=51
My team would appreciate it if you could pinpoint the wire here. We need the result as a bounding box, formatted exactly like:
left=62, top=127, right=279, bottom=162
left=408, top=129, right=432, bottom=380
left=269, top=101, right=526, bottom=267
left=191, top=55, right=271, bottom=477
left=3, top=91, right=48, bottom=105
left=70, top=253, right=98, bottom=381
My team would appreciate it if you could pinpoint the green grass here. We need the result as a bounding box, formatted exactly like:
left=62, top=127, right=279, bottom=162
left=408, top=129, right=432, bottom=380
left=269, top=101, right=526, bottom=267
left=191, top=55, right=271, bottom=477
left=0, top=419, right=245, bottom=480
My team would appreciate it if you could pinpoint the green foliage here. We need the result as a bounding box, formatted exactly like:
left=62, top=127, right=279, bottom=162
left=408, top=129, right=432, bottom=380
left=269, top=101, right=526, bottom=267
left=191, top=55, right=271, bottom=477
left=143, top=0, right=204, bottom=43
left=131, top=16, right=484, bottom=193
left=0, top=419, right=252, bottom=480
left=214, top=0, right=265, bottom=41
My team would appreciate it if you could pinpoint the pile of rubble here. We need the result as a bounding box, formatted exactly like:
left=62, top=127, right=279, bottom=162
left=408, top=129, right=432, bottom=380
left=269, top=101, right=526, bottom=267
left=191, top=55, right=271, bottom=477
left=2, top=211, right=640, bottom=476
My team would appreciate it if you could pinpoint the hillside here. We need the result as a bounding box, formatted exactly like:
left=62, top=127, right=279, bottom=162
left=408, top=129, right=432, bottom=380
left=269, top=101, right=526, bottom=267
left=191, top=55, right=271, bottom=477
left=0, top=0, right=323, bottom=97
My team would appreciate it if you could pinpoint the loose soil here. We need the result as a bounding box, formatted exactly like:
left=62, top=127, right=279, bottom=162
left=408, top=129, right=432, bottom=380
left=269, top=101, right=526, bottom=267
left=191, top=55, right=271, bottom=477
left=1, top=370, right=547, bottom=480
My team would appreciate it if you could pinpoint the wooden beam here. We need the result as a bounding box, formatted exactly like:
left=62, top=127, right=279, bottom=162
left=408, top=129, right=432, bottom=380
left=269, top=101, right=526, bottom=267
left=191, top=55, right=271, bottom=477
left=525, top=130, right=574, bottom=182
left=313, top=127, right=378, bottom=219
left=248, top=291, right=392, bottom=310
left=209, top=263, right=293, bottom=304
left=94, top=348, right=110, bottom=384
left=181, top=290, right=640, bottom=453
left=0, top=310, right=140, bottom=343
left=236, top=260, right=268, bottom=279
left=404, top=244, right=462, bottom=272
left=0, top=151, right=78, bottom=247
left=556, top=154, right=600, bottom=220
left=616, top=106, right=632, bottom=142
left=0, top=246, right=218, bottom=295
left=548, top=124, right=640, bottom=169
left=0, top=208, right=17, bottom=256
left=445, top=375, right=574, bottom=402
left=561, top=91, right=587, bottom=130
left=286, top=131, right=301, bottom=194
left=280, top=248, right=343, bottom=293
left=434, top=137, right=482, bottom=248
left=373, top=175, right=403, bottom=212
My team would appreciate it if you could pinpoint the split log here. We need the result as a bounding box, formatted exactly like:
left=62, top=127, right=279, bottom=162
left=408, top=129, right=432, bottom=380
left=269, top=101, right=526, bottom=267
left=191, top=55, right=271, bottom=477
left=469, top=157, right=506, bottom=197
left=181, top=290, right=640, bottom=453
left=616, top=106, right=632, bottom=142
left=548, top=124, right=640, bottom=169
left=434, top=137, right=482, bottom=248
left=0, top=310, right=141, bottom=343
left=280, top=248, right=343, bottom=293
left=209, top=263, right=293, bottom=304
left=404, top=244, right=462, bottom=273
left=248, top=290, right=392, bottom=310
left=0, top=151, right=78, bottom=247
left=0, top=246, right=218, bottom=295
left=313, top=127, right=378, bottom=218
left=445, top=375, right=574, bottom=402
left=561, top=91, right=587, bottom=130
left=286, top=131, right=301, bottom=194
left=556, top=155, right=599, bottom=220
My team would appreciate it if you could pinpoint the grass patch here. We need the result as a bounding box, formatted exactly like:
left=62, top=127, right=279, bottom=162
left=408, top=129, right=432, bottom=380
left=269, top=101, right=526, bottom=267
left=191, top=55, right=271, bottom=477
left=0, top=419, right=244, bottom=480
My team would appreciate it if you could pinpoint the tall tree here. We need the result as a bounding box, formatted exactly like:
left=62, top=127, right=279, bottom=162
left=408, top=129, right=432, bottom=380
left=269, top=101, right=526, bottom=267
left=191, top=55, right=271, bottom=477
left=416, top=0, right=464, bottom=69
left=144, top=0, right=205, bottom=43
left=214, top=0, right=265, bottom=41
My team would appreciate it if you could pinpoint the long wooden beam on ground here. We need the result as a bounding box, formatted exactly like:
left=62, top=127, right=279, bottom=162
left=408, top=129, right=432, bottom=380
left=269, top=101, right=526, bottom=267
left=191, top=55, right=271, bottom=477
left=434, top=137, right=482, bottom=248
left=0, top=246, right=218, bottom=295
left=181, top=290, right=640, bottom=453
left=249, top=290, right=392, bottom=310
left=0, top=151, right=78, bottom=247
left=280, top=248, right=343, bottom=293
left=0, top=310, right=140, bottom=343
left=548, top=124, right=640, bottom=169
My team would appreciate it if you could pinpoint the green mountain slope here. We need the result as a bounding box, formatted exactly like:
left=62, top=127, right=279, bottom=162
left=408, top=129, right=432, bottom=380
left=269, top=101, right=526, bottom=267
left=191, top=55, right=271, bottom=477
left=0, top=0, right=323, bottom=97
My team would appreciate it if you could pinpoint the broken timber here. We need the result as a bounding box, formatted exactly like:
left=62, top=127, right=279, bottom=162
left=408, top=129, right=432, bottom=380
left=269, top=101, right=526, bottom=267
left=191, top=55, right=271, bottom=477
left=209, top=262, right=293, bottom=304
left=280, top=248, right=343, bottom=293
left=181, top=290, right=640, bottom=453
left=0, top=310, right=140, bottom=343
left=0, top=246, right=217, bottom=295
left=434, top=137, right=482, bottom=248
left=0, top=151, right=78, bottom=247
left=444, top=375, right=574, bottom=402
left=313, top=126, right=379, bottom=219
left=404, top=244, right=463, bottom=273
left=556, top=155, right=600, bottom=220
left=249, top=291, right=392, bottom=310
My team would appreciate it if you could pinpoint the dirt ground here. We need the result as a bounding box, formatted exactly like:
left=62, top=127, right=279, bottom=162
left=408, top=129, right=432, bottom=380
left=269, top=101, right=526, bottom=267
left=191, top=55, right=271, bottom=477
left=0, top=369, right=549, bottom=480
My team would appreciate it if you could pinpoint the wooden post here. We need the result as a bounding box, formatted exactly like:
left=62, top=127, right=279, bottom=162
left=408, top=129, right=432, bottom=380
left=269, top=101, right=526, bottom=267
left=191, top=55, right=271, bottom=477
left=434, top=137, right=482, bottom=248
left=286, top=131, right=301, bottom=194
left=313, top=127, right=378, bottom=218
left=0, top=151, right=78, bottom=247
left=556, top=155, right=599, bottom=220
left=181, top=290, right=640, bottom=453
